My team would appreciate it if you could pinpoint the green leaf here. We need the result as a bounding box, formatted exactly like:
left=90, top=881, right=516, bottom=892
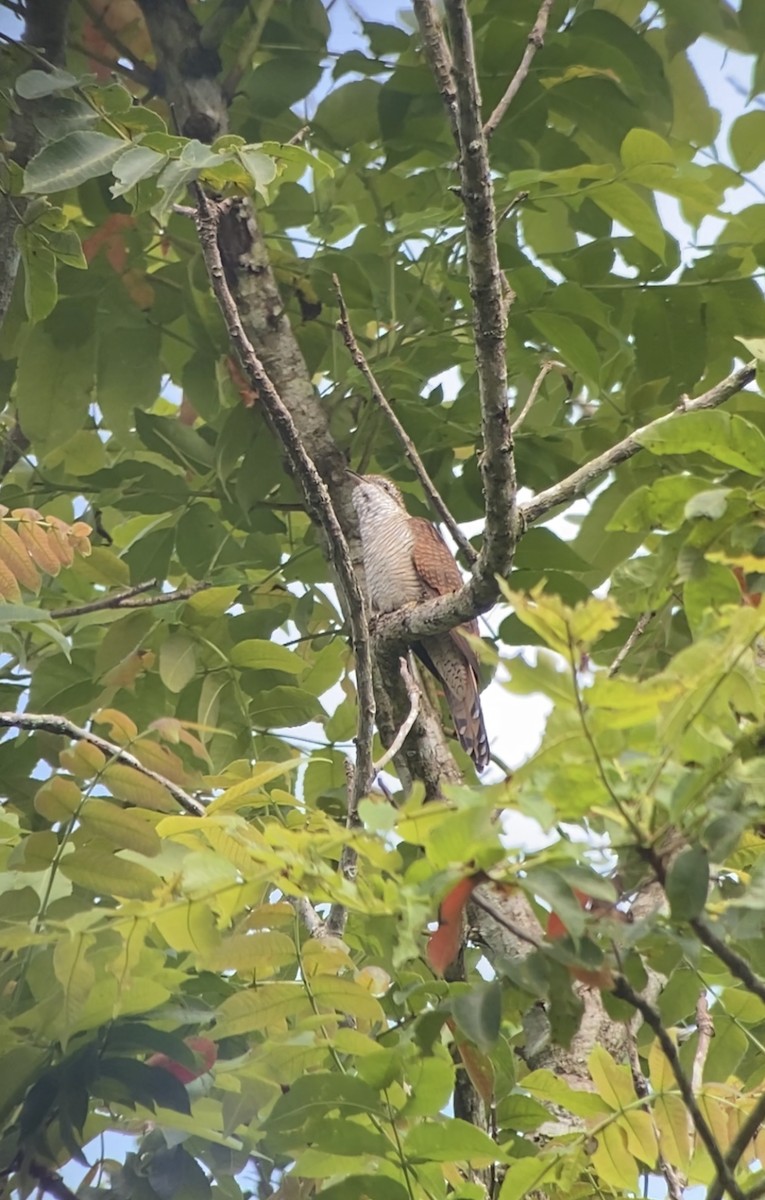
left=499, top=1158, right=558, bottom=1200
left=15, top=68, right=78, bottom=99
left=318, top=1177, right=408, bottom=1200
left=237, top=147, right=278, bottom=194
left=265, top=1073, right=384, bottom=1133
left=665, top=846, right=709, bottom=922
left=110, top=144, right=167, bottom=197
left=591, top=182, right=666, bottom=258
left=79, top=801, right=162, bottom=857
left=23, top=131, right=128, bottom=194
left=15, top=317, right=95, bottom=447
left=620, top=127, right=674, bottom=169
left=230, top=639, right=304, bottom=675
left=134, top=410, right=215, bottom=473
left=59, top=849, right=163, bottom=899
left=16, top=228, right=57, bottom=324
left=451, top=981, right=502, bottom=1050
left=730, top=111, right=765, bottom=172
left=403, top=1118, right=504, bottom=1164
left=637, top=410, right=765, bottom=475
left=159, top=633, right=197, bottom=694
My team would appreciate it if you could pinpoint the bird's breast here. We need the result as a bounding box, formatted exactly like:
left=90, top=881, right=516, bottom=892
left=356, top=506, right=422, bottom=612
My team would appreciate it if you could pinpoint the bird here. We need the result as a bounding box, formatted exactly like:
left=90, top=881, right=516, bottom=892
left=349, top=471, right=490, bottom=771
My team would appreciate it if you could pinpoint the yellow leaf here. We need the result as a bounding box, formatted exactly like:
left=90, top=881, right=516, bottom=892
left=589, top=1044, right=637, bottom=1111
left=102, top=763, right=176, bottom=811
left=206, top=761, right=300, bottom=813
left=216, top=983, right=311, bottom=1036
left=590, top=1122, right=638, bottom=1192
left=654, top=1093, right=692, bottom=1171
left=619, top=1109, right=659, bottom=1166
left=34, top=776, right=81, bottom=822
left=201, top=930, right=295, bottom=975
left=498, top=583, right=621, bottom=661
left=94, top=707, right=139, bottom=744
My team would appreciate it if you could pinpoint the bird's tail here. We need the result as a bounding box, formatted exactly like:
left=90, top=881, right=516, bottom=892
left=417, top=637, right=490, bottom=772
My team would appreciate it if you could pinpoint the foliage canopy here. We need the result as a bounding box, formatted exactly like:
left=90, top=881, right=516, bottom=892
left=1, top=1, right=765, bottom=1199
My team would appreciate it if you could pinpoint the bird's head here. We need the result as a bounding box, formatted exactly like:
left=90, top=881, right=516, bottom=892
left=348, top=471, right=407, bottom=515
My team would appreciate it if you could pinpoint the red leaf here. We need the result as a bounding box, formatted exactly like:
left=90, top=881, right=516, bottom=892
left=427, top=873, right=486, bottom=976
left=147, top=1036, right=218, bottom=1084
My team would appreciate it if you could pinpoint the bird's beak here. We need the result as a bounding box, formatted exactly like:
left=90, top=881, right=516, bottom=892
left=347, top=469, right=363, bottom=484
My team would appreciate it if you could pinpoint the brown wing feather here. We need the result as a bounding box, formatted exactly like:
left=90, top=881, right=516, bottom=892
left=410, top=517, right=481, bottom=671
left=410, top=518, right=464, bottom=596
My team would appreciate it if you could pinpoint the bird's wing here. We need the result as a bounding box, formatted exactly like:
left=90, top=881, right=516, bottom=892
left=410, top=517, right=464, bottom=595
left=410, top=517, right=481, bottom=665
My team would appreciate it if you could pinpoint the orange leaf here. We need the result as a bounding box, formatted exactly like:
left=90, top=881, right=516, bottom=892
left=427, top=874, right=485, bottom=976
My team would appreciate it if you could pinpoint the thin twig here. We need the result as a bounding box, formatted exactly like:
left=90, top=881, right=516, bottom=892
left=692, top=915, right=765, bottom=1007
left=608, top=611, right=655, bottom=678
left=373, top=657, right=421, bottom=773
left=50, top=580, right=210, bottom=620
left=327, top=760, right=358, bottom=937
left=647, top=845, right=765, bottom=1009
left=691, top=989, right=714, bottom=1097
left=510, top=359, right=565, bottom=435
left=192, top=188, right=376, bottom=809
left=710, top=1089, right=765, bottom=1200
left=333, top=275, right=476, bottom=565
left=411, top=0, right=460, bottom=148
left=611, top=974, right=745, bottom=1200
left=0, top=712, right=205, bottom=817
left=483, top=0, right=556, bottom=140
left=520, top=362, right=756, bottom=527
left=68, top=39, right=144, bottom=85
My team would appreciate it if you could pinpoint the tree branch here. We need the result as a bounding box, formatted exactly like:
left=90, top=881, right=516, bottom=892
left=510, top=358, right=565, bottom=435
left=482, top=0, right=556, bottom=140
left=611, top=974, right=745, bottom=1200
left=50, top=580, right=210, bottom=620
left=608, top=610, right=655, bottom=678
left=0, top=712, right=205, bottom=817
left=28, top=1162, right=80, bottom=1200
left=411, top=0, right=460, bottom=148
left=333, top=275, right=476, bottom=566
left=520, top=362, right=756, bottom=527
left=374, top=362, right=757, bottom=647
left=373, top=657, right=421, bottom=774
left=192, top=189, right=376, bottom=805
left=443, top=0, right=517, bottom=607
